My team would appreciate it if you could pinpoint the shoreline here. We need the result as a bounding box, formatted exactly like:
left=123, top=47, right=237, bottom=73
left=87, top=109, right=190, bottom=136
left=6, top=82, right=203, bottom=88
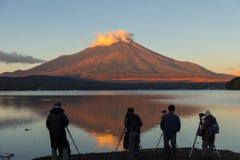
left=33, top=148, right=240, bottom=160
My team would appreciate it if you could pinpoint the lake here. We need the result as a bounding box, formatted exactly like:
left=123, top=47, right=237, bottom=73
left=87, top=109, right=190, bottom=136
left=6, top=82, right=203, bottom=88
left=0, top=90, right=239, bottom=160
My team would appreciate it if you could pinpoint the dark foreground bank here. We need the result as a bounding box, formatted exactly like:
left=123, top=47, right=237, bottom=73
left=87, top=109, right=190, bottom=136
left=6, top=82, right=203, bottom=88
left=33, top=148, right=240, bottom=160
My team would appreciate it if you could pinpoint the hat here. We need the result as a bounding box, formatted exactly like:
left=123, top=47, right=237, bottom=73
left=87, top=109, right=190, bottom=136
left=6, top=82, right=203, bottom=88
left=204, top=110, right=211, bottom=117
left=53, top=102, right=61, bottom=108
left=127, top=107, right=134, bottom=113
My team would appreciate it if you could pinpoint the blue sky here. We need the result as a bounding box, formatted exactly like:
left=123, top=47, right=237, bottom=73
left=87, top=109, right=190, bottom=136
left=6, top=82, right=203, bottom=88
left=0, top=0, right=240, bottom=75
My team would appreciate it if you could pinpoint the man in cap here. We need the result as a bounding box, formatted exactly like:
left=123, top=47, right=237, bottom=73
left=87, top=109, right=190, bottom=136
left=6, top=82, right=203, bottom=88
left=124, top=107, right=143, bottom=160
left=46, top=102, right=70, bottom=160
left=160, top=105, right=181, bottom=160
left=198, top=110, right=218, bottom=160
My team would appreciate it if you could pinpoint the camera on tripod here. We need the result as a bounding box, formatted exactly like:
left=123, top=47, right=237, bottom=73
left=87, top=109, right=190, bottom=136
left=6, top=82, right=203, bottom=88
left=196, top=113, right=205, bottom=137
left=199, top=112, right=205, bottom=120
left=160, top=110, right=167, bottom=114
left=160, top=110, right=167, bottom=119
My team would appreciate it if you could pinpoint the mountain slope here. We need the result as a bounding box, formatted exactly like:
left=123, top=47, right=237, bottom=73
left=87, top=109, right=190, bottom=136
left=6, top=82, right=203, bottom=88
left=0, top=41, right=232, bottom=82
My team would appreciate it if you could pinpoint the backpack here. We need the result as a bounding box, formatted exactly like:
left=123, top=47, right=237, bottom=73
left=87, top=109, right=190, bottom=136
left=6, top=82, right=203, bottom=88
left=209, top=119, right=219, bottom=135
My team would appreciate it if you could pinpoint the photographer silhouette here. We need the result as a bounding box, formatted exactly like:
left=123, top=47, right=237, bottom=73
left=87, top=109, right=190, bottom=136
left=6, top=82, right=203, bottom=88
left=160, top=105, right=181, bottom=160
left=189, top=110, right=220, bottom=159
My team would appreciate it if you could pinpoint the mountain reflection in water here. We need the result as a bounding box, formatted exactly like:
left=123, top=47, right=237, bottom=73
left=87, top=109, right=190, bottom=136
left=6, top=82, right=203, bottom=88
left=0, top=93, right=200, bottom=132
left=62, top=95, right=201, bottom=135
left=0, top=90, right=240, bottom=160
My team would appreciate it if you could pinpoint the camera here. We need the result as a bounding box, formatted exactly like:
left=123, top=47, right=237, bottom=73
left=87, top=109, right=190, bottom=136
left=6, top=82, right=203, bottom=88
left=198, top=113, right=205, bottom=123
left=160, top=110, right=167, bottom=114
left=199, top=113, right=204, bottom=118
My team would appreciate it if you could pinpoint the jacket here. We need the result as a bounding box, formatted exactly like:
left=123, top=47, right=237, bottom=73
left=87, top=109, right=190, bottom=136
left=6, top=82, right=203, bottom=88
left=46, top=107, right=69, bottom=149
left=199, top=115, right=216, bottom=141
left=160, top=111, right=181, bottom=132
left=124, top=112, right=143, bottom=133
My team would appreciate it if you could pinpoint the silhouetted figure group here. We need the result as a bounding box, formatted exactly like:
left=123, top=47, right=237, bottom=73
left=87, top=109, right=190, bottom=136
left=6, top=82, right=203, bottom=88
left=46, top=102, right=218, bottom=160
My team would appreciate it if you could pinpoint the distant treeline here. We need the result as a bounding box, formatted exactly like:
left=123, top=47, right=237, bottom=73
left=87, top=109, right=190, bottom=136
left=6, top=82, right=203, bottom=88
left=0, top=75, right=228, bottom=91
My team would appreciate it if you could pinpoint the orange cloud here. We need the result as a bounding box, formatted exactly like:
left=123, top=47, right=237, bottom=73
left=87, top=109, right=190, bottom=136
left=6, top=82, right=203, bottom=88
left=90, top=30, right=134, bottom=47
left=231, top=70, right=240, bottom=76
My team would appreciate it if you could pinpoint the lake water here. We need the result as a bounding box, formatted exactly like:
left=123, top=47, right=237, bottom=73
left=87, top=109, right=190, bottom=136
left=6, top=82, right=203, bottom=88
left=0, top=90, right=239, bottom=160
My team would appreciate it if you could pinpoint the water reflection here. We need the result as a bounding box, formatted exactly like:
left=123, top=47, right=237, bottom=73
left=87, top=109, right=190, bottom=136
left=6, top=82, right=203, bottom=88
left=62, top=95, right=202, bottom=135
left=0, top=91, right=239, bottom=160
left=0, top=94, right=201, bottom=133
left=0, top=107, right=39, bottom=130
left=0, top=97, right=49, bottom=130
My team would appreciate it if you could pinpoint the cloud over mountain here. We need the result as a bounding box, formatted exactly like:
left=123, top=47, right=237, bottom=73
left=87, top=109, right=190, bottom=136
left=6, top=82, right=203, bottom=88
left=90, top=30, right=134, bottom=47
left=0, top=50, right=46, bottom=64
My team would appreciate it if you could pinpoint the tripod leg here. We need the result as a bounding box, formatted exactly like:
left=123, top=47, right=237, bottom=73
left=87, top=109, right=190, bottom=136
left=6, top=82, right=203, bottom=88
left=115, top=127, right=126, bottom=151
left=189, top=134, right=198, bottom=158
left=155, top=132, right=163, bottom=150
left=189, top=121, right=202, bottom=159
left=214, top=146, right=221, bottom=158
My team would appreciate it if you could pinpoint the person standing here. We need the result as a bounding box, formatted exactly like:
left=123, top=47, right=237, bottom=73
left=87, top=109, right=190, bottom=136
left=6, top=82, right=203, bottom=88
left=199, top=110, right=218, bottom=160
left=46, top=102, right=70, bottom=160
left=124, top=107, right=143, bottom=160
left=160, top=105, right=181, bottom=160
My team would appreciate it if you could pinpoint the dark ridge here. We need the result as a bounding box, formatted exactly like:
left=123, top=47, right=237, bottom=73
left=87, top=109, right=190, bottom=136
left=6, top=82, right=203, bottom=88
left=0, top=75, right=227, bottom=90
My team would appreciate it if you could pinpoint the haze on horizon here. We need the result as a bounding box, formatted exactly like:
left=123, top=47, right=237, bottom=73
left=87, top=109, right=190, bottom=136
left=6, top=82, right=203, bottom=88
left=0, top=0, right=240, bottom=76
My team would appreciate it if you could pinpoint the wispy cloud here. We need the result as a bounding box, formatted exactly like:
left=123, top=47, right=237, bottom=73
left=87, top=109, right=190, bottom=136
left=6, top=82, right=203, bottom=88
left=0, top=51, right=46, bottom=64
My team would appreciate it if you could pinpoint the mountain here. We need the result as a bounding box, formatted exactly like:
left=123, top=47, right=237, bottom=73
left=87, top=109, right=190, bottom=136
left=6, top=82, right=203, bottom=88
left=0, top=41, right=232, bottom=82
